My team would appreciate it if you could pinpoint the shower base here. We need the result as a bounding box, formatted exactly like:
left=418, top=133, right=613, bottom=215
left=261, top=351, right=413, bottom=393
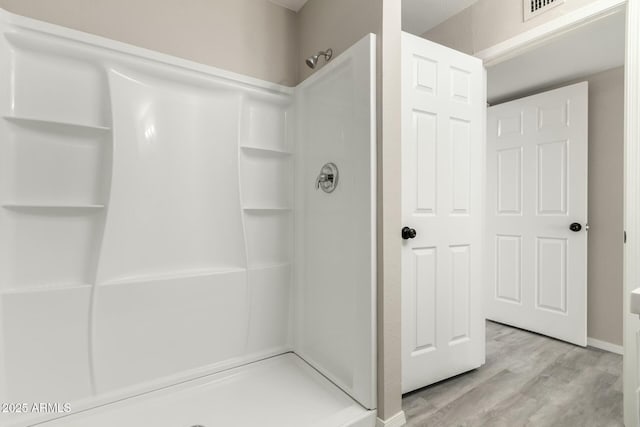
left=38, top=353, right=376, bottom=427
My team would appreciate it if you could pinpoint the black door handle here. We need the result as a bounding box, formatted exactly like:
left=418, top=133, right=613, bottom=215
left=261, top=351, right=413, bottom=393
left=402, top=227, right=417, bottom=240
left=570, top=223, right=582, bottom=232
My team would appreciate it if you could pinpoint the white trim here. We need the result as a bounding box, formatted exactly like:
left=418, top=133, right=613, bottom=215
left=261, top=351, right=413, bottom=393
left=376, top=410, right=407, bottom=427
left=368, top=33, right=379, bottom=413
left=477, top=0, right=627, bottom=67
left=587, top=337, right=624, bottom=355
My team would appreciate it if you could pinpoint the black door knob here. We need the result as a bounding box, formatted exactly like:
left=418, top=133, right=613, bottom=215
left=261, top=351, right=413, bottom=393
left=402, top=227, right=417, bottom=240
left=570, top=223, right=582, bottom=232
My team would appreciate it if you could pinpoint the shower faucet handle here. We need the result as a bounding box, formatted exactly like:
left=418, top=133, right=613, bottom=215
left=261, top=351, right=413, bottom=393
left=316, top=163, right=339, bottom=193
left=316, top=173, right=334, bottom=188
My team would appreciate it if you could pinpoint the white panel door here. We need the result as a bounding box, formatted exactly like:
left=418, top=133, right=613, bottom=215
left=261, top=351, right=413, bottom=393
left=401, top=32, right=486, bottom=394
left=487, top=83, right=588, bottom=346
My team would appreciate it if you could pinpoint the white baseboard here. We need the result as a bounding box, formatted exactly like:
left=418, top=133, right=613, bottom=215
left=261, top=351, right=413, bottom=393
left=376, top=410, right=407, bottom=427
left=587, top=337, right=624, bottom=355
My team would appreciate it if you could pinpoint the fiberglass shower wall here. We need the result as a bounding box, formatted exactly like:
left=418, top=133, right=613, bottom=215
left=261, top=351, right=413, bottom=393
left=294, top=35, right=377, bottom=410
left=0, top=9, right=376, bottom=425
left=0, top=10, right=295, bottom=415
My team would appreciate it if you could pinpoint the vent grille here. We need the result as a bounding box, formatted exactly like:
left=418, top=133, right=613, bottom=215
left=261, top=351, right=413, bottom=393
left=523, top=0, right=565, bottom=21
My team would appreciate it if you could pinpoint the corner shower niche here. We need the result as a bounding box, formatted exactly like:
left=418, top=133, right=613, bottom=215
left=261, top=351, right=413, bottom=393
left=0, top=9, right=375, bottom=427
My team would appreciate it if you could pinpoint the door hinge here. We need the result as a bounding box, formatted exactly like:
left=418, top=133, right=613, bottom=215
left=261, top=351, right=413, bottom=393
left=624, top=230, right=627, bottom=243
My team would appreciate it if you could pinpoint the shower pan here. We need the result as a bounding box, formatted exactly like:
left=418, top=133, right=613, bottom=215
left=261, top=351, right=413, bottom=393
left=0, top=9, right=376, bottom=427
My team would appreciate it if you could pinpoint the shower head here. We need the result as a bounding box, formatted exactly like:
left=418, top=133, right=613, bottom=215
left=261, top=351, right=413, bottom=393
left=305, top=56, right=318, bottom=69
left=305, top=49, right=333, bottom=69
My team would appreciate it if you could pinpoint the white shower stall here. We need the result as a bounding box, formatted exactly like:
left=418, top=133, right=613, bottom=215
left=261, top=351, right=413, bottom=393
left=0, top=9, right=376, bottom=427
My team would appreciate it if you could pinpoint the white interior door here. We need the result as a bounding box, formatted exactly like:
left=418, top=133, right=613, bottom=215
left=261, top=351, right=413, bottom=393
left=401, top=32, right=486, bottom=394
left=486, top=83, right=588, bottom=346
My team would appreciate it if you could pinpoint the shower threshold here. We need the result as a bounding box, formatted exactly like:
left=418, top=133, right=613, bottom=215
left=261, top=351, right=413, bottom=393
left=36, top=353, right=376, bottom=427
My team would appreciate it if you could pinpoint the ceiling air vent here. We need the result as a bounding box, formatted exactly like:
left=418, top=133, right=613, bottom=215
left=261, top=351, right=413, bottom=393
left=523, top=0, right=565, bottom=21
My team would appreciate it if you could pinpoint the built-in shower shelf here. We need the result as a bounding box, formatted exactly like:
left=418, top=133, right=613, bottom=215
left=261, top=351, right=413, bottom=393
left=240, top=145, right=292, bottom=156
left=243, top=207, right=292, bottom=212
left=2, top=203, right=105, bottom=210
left=3, top=116, right=112, bottom=132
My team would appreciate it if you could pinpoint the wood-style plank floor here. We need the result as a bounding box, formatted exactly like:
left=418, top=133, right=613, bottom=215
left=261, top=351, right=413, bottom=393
left=402, top=321, right=623, bottom=427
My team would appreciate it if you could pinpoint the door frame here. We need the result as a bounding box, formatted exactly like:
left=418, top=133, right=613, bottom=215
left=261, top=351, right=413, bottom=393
left=475, top=0, right=626, bottom=67
left=475, top=0, right=638, bottom=424
left=624, top=0, right=640, bottom=425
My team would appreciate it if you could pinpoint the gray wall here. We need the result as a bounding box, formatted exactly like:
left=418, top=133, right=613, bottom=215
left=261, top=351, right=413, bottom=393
left=584, top=67, right=624, bottom=346
left=424, top=0, right=603, bottom=54
left=297, top=0, right=381, bottom=83
left=379, top=0, right=403, bottom=421
left=0, top=0, right=299, bottom=86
